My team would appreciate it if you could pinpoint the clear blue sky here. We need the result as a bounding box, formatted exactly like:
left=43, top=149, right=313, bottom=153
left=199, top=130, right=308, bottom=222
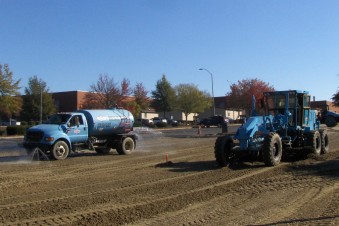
left=1, top=0, right=338, bottom=101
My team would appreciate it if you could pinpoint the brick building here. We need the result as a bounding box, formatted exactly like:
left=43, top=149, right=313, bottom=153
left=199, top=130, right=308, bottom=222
left=52, top=90, right=88, bottom=112
left=311, top=100, right=339, bottom=113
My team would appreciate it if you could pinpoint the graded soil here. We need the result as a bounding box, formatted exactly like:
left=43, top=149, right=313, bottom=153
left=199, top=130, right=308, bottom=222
left=0, top=128, right=338, bottom=225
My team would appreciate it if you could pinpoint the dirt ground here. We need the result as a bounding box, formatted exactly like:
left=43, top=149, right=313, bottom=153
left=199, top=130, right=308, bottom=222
left=0, top=127, right=338, bottom=226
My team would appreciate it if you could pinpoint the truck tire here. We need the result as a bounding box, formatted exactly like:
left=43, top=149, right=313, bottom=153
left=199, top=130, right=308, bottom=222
left=319, top=130, right=329, bottom=154
left=52, top=141, right=69, bottom=160
left=117, top=137, right=135, bottom=155
left=214, top=135, right=234, bottom=167
left=263, top=132, right=282, bottom=166
left=325, top=115, right=337, bottom=127
left=307, top=131, right=321, bottom=155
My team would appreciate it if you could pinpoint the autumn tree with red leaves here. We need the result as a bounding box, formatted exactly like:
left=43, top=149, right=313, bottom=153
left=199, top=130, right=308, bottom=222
left=227, top=78, right=274, bottom=116
left=83, top=74, right=132, bottom=109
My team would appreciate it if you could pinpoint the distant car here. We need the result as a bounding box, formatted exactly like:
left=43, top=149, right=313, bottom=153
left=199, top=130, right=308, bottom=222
left=199, top=116, right=227, bottom=128
left=153, top=117, right=167, bottom=126
left=142, top=118, right=154, bottom=126
left=224, top=117, right=234, bottom=124
left=166, top=119, right=179, bottom=127
left=1, top=119, right=21, bottom=126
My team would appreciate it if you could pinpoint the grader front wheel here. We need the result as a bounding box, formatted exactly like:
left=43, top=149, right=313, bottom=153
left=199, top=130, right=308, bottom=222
left=214, top=135, right=234, bottom=167
left=263, top=132, right=282, bottom=166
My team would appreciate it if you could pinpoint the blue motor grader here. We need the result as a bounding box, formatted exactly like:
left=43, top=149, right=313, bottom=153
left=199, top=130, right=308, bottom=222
left=215, top=90, right=330, bottom=167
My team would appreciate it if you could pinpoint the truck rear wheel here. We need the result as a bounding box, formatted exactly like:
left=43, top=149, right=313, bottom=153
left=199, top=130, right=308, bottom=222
left=263, top=132, right=282, bottom=166
left=52, top=141, right=69, bottom=160
left=214, top=135, right=234, bottom=167
left=325, top=115, right=337, bottom=127
left=117, top=137, right=135, bottom=155
left=319, top=130, right=329, bottom=154
left=308, top=131, right=321, bottom=155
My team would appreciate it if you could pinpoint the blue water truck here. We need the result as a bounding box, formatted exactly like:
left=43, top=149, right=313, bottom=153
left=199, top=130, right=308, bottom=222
left=23, top=108, right=136, bottom=160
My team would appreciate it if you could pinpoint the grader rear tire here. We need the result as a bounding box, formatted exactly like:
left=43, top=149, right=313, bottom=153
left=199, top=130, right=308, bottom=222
left=214, top=135, right=234, bottom=167
left=308, top=131, right=321, bottom=155
left=319, top=130, right=329, bottom=154
left=263, top=132, right=282, bottom=166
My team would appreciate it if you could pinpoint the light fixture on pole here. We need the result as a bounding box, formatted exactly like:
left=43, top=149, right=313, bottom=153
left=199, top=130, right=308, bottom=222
left=199, top=68, right=215, bottom=116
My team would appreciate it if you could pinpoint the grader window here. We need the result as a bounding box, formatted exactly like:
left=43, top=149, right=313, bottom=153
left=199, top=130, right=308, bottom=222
left=265, top=93, right=287, bottom=116
left=303, top=95, right=311, bottom=108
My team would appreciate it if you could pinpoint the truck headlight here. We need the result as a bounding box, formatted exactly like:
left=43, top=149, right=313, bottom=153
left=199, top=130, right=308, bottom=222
left=44, top=137, right=54, bottom=142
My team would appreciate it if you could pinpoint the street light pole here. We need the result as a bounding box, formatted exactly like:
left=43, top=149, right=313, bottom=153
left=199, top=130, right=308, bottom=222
left=199, top=68, right=216, bottom=116
left=40, top=84, right=42, bottom=124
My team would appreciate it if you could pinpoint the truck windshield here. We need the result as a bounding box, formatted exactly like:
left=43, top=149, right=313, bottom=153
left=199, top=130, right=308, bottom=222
left=46, top=114, right=72, bottom=125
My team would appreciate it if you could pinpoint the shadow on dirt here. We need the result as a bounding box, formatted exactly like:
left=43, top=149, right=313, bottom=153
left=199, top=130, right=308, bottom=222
left=285, top=156, right=339, bottom=179
left=155, top=159, right=266, bottom=172
left=155, top=160, right=219, bottom=172
left=0, top=155, right=32, bottom=163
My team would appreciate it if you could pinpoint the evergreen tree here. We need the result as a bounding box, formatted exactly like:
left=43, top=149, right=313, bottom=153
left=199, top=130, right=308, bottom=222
left=151, top=75, right=175, bottom=117
left=21, top=76, right=56, bottom=123
left=332, top=88, right=339, bottom=106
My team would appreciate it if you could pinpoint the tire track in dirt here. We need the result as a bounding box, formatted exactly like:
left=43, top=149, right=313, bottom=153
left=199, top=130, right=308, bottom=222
left=0, top=147, right=214, bottom=205
left=129, top=163, right=338, bottom=226
left=1, top=165, right=278, bottom=225
left=0, top=141, right=213, bottom=193
left=1, top=133, right=338, bottom=225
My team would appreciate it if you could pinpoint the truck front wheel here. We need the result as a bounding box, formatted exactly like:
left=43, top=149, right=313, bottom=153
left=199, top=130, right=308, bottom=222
left=117, top=137, right=135, bottom=155
left=52, top=141, right=69, bottom=160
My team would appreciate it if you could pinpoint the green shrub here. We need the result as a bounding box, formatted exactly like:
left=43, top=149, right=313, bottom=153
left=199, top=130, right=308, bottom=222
left=155, top=122, right=167, bottom=128
left=133, top=121, right=142, bottom=127
left=6, top=126, right=29, bottom=136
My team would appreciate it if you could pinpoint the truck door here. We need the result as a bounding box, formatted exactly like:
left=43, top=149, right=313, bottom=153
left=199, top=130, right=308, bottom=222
left=67, top=115, right=88, bottom=143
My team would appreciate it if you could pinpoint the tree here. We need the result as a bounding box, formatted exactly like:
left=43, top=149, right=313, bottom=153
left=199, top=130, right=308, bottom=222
left=83, top=74, right=132, bottom=109
left=21, top=76, right=56, bottom=123
left=175, top=84, right=211, bottom=124
left=227, top=78, right=274, bottom=116
left=151, top=74, right=176, bottom=117
left=0, top=63, right=22, bottom=120
left=133, top=82, right=150, bottom=118
left=332, top=89, right=339, bottom=106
